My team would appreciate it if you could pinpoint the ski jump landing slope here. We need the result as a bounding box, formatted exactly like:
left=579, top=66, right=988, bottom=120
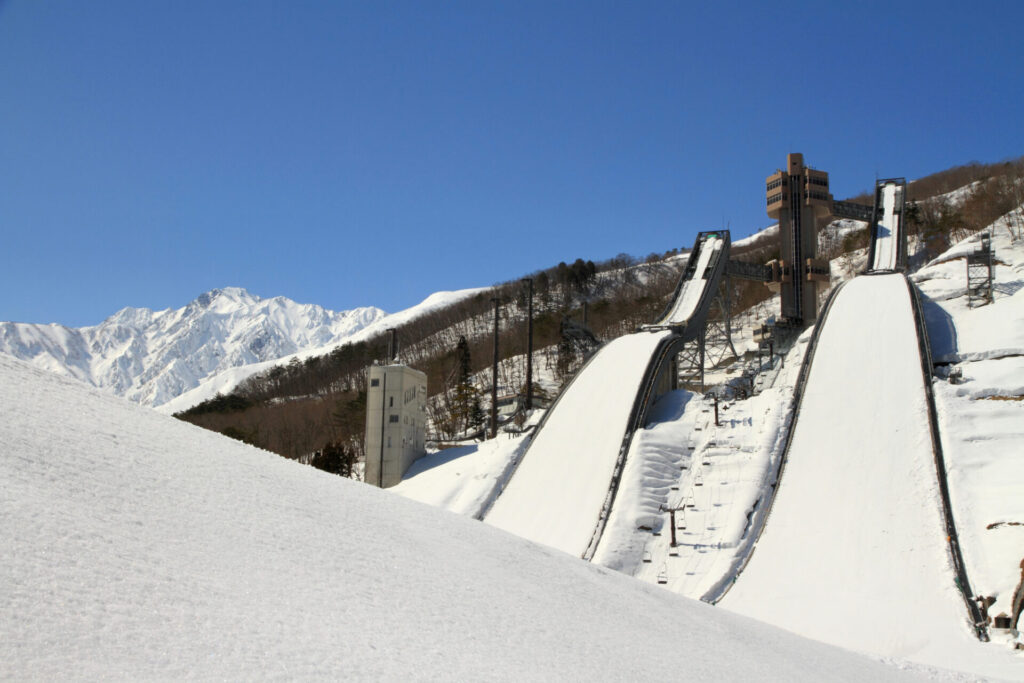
left=485, top=234, right=727, bottom=558
left=720, top=274, right=1008, bottom=676
left=485, top=330, right=672, bottom=556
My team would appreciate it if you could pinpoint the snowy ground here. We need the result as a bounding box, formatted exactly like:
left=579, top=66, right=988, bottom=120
left=913, top=211, right=1024, bottom=642
left=391, top=428, right=530, bottom=518
left=0, top=353, right=950, bottom=681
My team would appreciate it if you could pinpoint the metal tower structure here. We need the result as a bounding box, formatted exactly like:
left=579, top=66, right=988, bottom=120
left=967, top=232, right=994, bottom=307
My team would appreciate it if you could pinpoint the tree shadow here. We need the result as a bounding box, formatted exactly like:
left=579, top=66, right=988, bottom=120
left=402, top=444, right=478, bottom=479
left=647, top=389, right=694, bottom=425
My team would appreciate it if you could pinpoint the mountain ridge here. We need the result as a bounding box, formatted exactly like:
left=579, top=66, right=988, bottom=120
left=0, top=286, right=387, bottom=407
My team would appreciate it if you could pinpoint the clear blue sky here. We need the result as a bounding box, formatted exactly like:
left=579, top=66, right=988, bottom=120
left=2, top=0, right=1022, bottom=326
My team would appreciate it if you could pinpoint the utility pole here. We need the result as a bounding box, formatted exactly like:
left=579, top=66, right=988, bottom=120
left=491, top=297, right=500, bottom=438
left=522, top=278, right=534, bottom=412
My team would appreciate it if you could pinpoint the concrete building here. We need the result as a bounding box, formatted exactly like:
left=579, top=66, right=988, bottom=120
left=765, top=153, right=832, bottom=323
left=364, top=364, right=427, bottom=488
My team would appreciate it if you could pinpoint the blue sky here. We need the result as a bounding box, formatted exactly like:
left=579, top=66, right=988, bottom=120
left=2, top=1, right=1022, bottom=326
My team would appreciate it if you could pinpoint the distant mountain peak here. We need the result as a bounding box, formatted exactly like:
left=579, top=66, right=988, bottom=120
left=0, top=288, right=388, bottom=407
left=193, top=286, right=258, bottom=309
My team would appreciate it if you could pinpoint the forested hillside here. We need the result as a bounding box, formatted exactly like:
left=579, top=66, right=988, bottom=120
left=176, top=155, right=1024, bottom=477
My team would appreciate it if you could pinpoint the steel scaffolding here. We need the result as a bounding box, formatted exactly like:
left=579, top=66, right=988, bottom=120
left=966, top=233, right=994, bottom=307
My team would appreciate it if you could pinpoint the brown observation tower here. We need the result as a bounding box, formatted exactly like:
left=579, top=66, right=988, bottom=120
left=764, top=153, right=833, bottom=324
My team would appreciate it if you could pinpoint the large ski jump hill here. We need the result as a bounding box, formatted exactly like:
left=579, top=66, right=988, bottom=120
left=719, top=273, right=1004, bottom=676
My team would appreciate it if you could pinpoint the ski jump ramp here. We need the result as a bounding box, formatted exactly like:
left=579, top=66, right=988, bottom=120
left=484, top=232, right=729, bottom=558
left=718, top=272, right=995, bottom=671
left=866, top=178, right=908, bottom=272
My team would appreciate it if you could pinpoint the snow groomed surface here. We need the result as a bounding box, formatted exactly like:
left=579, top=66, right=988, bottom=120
left=485, top=232, right=729, bottom=558
left=719, top=274, right=1009, bottom=676
left=485, top=330, right=674, bottom=556
left=700, top=281, right=850, bottom=605
left=658, top=235, right=725, bottom=326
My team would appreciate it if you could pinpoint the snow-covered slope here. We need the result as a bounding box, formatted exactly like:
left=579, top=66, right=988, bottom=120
left=0, top=287, right=385, bottom=407
left=485, top=331, right=672, bottom=557
left=719, top=274, right=1021, bottom=678
left=0, top=353, right=936, bottom=681
left=913, top=211, right=1024, bottom=640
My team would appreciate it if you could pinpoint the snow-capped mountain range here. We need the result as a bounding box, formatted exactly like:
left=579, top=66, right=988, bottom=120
left=0, top=287, right=386, bottom=407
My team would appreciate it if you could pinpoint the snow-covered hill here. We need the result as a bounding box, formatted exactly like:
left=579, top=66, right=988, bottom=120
left=0, top=352, right=939, bottom=680
left=0, top=287, right=386, bottom=407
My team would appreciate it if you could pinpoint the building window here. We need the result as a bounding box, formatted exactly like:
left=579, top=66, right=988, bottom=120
left=370, top=379, right=379, bottom=387
left=389, top=414, right=399, bottom=423
left=389, top=397, right=394, bottom=407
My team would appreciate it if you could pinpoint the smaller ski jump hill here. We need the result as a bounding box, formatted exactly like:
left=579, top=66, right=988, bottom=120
left=484, top=233, right=727, bottom=559
left=719, top=274, right=1017, bottom=677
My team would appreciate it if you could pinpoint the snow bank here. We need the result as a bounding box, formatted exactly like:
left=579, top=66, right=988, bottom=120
left=0, top=353, right=939, bottom=681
